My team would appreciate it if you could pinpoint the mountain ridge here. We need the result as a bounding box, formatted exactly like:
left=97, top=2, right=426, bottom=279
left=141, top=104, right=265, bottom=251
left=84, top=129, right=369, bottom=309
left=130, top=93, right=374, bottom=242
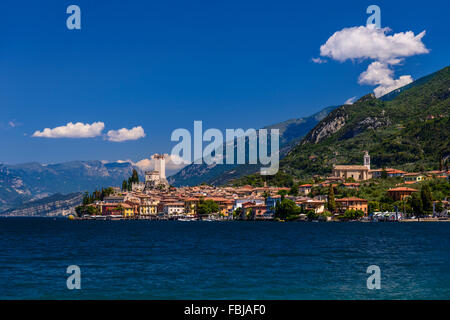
left=232, top=66, right=450, bottom=186
left=0, top=160, right=140, bottom=212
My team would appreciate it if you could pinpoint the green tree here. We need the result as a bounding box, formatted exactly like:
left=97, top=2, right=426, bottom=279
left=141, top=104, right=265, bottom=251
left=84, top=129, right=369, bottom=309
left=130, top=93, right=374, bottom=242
left=197, top=199, right=219, bottom=217
left=131, top=169, right=139, bottom=183
left=368, top=201, right=379, bottom=213
left=86, top=206, right=99, bottom=215
left=289, top=184, right=299, bottom=196
left=435, top=201, right=444, bottom=214
left=411, top=192, right=423, bottom=216
left=341, top=209, right=363, bottom=220
left=275, top=198, right=300, bottom=220
left=306, top=210, right=318, bottom=221
left=122, top=180, right=128, bottom=191
left=421, top=184, right=433, bottom=214
left=327, top=184, right=336, bottom=212
left=277, top=189, right=288, bottom=200
left=233, top=207, right=243, bottom=219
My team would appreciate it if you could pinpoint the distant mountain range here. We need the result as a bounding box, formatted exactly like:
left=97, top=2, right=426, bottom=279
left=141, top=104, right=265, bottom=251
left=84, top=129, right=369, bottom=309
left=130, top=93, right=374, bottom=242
left=1, top=192, right=83, bottom=217
left=0, top=160, right=138, bottom=212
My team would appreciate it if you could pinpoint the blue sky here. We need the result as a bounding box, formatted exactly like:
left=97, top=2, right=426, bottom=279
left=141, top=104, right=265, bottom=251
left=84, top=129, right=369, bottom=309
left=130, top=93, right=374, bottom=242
left=0, top=0, right=448, bottom=165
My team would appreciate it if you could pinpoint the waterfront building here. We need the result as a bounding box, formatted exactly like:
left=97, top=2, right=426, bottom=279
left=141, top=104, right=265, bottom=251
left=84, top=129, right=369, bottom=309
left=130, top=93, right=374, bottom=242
left=335, top=197, right=368, bottom=215
left=246, top=204, right=269, bottom=220
left=163, top=202, right=185, bottom=216
left=266, top=195, right=281, bottom=210
left=234, top=198, right=265, bottom=211
left=121, top=203, right=135, bottom=218
left=297, top=199, right=325, bottom=214
left=100, top=203, right=122, bottom=215
left=184, top=197, right=199, bottom=216
left=139, top=203, right=158, bottom=216
left=204, top=197, right=234, bottom=217
left=103, top=195, right=125, bottom=203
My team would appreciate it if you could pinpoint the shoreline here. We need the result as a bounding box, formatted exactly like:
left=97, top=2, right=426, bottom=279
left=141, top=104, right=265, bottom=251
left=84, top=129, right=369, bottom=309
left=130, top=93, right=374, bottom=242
left=3, top=216, right=450, bottom=222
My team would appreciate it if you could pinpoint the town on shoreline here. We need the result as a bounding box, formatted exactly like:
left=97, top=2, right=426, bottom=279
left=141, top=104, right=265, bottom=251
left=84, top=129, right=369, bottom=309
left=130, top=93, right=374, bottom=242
left=72, top=153, right=450, bottom=222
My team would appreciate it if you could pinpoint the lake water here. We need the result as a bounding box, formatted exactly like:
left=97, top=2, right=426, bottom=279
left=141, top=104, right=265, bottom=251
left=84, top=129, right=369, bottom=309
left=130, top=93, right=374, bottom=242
left=0, top=218, right=449, bottom=299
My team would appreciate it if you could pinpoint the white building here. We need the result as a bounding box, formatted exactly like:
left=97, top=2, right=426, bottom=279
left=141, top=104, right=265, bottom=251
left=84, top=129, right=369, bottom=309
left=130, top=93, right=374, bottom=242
left=131, top=182, right=145, bottom=192
left=163, top=202, right=185, bottom=216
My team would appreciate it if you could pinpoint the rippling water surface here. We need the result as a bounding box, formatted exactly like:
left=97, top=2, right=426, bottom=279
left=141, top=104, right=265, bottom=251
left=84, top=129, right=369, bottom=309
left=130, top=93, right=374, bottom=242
left=0, top=218, right=449, bottom=299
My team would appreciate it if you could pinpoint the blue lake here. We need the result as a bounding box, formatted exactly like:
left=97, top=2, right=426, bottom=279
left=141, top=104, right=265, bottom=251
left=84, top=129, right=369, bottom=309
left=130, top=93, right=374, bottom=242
left=0, top=218, right=449, bottom=299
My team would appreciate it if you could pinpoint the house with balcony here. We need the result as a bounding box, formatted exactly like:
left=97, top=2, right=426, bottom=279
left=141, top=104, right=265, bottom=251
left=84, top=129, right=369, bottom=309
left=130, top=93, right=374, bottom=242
left=335, top=197, right=368, bottom=215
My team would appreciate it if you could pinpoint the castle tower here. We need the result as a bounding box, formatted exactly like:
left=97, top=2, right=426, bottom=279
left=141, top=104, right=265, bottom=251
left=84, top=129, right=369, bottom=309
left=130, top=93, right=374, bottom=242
left=145, top=170, right=160, bottom=183
left=152, top=154, right=166, bottom=179
left=363, top=151, right=370, bottom=170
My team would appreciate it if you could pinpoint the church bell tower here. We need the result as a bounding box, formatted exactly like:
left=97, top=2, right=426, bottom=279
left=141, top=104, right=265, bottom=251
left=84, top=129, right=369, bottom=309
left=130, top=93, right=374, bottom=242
left=363, top=151, right=370, bottom=170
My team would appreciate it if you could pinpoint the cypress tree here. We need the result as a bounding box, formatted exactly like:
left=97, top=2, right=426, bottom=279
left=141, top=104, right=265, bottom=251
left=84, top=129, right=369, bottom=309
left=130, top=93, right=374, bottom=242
left=131, top=169, right=139, bottom=183
left=411, top=192, right=423, bottom=216
left=327, top=184, right=336, bottom=212
left=421, top=185, right=433, bottom=214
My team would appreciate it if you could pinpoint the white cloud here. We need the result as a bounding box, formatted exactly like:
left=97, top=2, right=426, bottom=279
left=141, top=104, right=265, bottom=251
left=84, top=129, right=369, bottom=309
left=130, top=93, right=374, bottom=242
left=106, top=126, right=146, bottom=142
left=32, top=121, right=105, bottom=138
left=344, top=96, right=357, bottom=105
left=318, top=24, right=429, bottom=97
left=312, top=57, right=327, bottom=64
left=320, top=25, right=428, bottom=64
left=358, top=62, right=413, bottom=97
left=113, top=154, right=190, bottom=175
left=134, top=154, right=190, bottom=171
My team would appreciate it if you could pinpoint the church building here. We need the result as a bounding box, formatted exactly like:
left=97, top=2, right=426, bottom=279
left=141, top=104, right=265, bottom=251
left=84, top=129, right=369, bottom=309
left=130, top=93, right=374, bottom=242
left=332, top=151, right=372, bottom=181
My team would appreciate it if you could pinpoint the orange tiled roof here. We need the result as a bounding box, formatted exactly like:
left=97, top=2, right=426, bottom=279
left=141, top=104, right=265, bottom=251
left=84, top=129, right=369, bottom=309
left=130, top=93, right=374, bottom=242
left=386, top=169, right=407, bottom=174
left=388, top=187, right=418, bottom=192
left=334, top=165, right=369, bottom=170
left=336, top=197, right=368, bottom=202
